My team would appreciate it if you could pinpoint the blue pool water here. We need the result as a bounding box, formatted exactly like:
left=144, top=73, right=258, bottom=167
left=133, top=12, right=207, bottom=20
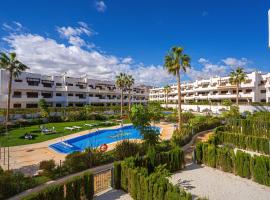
left=49, top=125, right=160, bottom=154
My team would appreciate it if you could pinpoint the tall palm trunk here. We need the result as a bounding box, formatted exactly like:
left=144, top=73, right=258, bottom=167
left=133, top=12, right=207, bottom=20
left=128, top=89, right=131, bottom=112
left=120, top=89, right=123, bottom=117
left=6, top=71, right=13, bottom=122
left=176, top=70, right=182, bottom=130
left=236, top=83, right=239, bottom=106
left=166, top=92, right=168, bottom=109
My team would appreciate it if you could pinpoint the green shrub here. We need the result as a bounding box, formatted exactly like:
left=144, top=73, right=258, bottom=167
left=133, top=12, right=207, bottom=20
left=252, top=155, right=270, bottom=186
left=116, top=157, right=191, bottom=200
left=114, top=140, right=140, bottom=160
left=22, top=172, right=93, bottom=200
left=207, top=145, right=216, bottom=168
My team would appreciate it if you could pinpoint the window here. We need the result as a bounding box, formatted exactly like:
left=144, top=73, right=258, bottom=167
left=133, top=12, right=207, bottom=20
left=13, top=91, right=21, bottom=98
left=245, top=89, right=252, bottom=93
left=26, top=92, right=38, bottom=98
left=75, top=94, right=84, bottom=99
left=56, top=83, right=62, bottom=86
left=261, top=90, right=266, bottom=94
left=66, top=83, right=73, bottom=86
left=56, top=93, right=62, bottom=96
left=56, top=103, right=62, bottom=107
left=89, top=94, right=93, bottom=97
left=221, top=91, right=227, bottom=94
left=14, top=79, right=22, bottom=82
left=26, top=103, right=38, bottom=108
left=261, top=99, right=266, bottom=102
left=41, top=93, right=52, bottom=98
left=27, top=78, right=40, bottom=86
left=68, top=93, right=73, bottom=96
left=13, top=103, right=21, bottom=108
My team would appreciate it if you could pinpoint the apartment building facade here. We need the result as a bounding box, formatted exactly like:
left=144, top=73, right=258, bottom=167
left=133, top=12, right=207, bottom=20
left=150, top=71, right=270, bottom=104
left=0, top=70, right=149, bottom=109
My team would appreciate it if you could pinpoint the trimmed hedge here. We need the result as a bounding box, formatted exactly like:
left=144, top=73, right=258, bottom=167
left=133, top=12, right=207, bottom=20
left=195, top=143, right=270, bottom=186
left=226, top=118, right=270, bottom=138
left=22, top=172, right=94, bottom=200
left=215, top=131, right=270, bottom=155
left=114, top=158, right=191, bottom=200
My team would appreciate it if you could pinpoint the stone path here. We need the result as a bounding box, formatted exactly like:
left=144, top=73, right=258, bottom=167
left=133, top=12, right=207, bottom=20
left=170, top=163, right=270, bottom=200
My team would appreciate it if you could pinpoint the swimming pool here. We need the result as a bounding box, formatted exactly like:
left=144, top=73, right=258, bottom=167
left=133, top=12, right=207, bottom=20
left=49, top=125, right=160, bottom=154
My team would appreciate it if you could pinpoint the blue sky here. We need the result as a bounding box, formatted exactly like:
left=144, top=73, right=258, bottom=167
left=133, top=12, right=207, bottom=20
left=0, top=0, right=269, bottom=86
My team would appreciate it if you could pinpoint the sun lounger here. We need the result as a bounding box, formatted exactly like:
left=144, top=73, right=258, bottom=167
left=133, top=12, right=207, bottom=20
left=64, top=127, right=75, bottom=131
left=73, top=126, right=81, bottom=129
left=84, top=124, right=94, bottom=127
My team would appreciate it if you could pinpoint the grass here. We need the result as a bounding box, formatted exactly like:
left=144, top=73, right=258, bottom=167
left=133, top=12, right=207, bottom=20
left=0, top=119, right=130, bottom=147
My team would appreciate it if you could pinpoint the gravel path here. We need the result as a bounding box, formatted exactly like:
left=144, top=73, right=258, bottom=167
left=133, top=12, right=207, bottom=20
left=94, top=189, right=133, bottom=200
left=170, top=163, right=270, bottom=200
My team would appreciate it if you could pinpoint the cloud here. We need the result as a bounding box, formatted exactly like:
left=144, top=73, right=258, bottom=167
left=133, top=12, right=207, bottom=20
left=56, top=22, right=96, bottom=47
left=2, top=24, right=173, bottom=86
left=2, top=21, right=24, bottom=32
left=187, top=57, right=255, bottom=80
left=95, top=1, right=107, bottom=12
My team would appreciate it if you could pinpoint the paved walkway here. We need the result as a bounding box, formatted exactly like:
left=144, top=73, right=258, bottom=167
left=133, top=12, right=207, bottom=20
left=170, top=163, right=270, bottom=200
left=0, top=123, right=174, bottom=173
left=94, top=189, right=133, bottom=200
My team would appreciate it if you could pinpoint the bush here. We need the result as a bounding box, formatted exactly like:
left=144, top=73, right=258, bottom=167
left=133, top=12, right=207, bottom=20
left=39, top=160, right=56, bottom=172
left=216, top=132, right=270, bottom=154
left=22, top=172, right=94, bottom=200
left=114, top=140, right=141, bottom=160
left=195, top=143, right=270, bottom=187
left=113, top=162, right=121, bottom=189
left=0, top=171, right=37, bottom=199
left=235, top=150, right=251, bottom=178
left=115, top=156, right=191, bottom=200
left=252, top=155, right=270, bottom=186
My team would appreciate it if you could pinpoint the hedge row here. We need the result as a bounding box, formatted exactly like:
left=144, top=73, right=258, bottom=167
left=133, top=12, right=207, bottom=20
left=196, top=143, right=270, bottom=186
left=114, top=161, right=191, bottom=200
left=132, top=147, right=185, bottom=173
left=215, top=131, right=270, bottom=155
left=22, top=172, right=94, bottom=200
left=226, top=118, right=270, bottom=138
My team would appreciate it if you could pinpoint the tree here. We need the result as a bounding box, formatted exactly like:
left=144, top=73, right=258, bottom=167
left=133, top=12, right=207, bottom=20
left=164, top=46, right=191, bottom=130
left=125, top=75, right=135, bottom=112
left=229, top=67, right=247, bottom=106
left=38, top=99, right=49, bottom=118
left=0, top=52, right=29, bottom=122
left=148, top=101, right=163, bottom=124
left=115, top=73, right=127, bottom=118
left=130, top=104, right=160, bottom=147
left=130, top=104, right=151, bottom=128
left=163, top=85, right=172, bottom=109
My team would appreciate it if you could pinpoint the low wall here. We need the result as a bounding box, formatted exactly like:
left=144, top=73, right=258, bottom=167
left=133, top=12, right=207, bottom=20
left=164, top=104, right=270, bottom=114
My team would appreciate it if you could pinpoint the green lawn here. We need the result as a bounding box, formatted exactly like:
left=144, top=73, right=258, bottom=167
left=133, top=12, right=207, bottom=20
left=0, top=119, right=126, bottom=147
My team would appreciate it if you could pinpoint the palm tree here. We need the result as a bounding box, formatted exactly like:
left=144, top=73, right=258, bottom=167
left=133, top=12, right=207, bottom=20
left=125, top=75, right=135, bottom=112
left=164, top=46, right=191, bottom=130
left=115, top=73, right=127, bottom=118
left=163, top=85, right=172, bottom=109
left=0, top=52, right=28, bottom=122
left=229, top=67, right=247, bottom=105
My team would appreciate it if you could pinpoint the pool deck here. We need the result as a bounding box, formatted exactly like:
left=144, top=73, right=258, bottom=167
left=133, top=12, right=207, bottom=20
left=0, top=122, right=174, bottom=172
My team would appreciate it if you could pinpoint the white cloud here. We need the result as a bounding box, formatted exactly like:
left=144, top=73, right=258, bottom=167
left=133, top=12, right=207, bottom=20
left=2, top=21, right=24, bottom=32
left=2, top=30, right=173, bottom=86
left=95, top=1, right=107, bottom=12
left=56, top=22, right=96, bottom=47
left=187, top=57, right=255, bottom=80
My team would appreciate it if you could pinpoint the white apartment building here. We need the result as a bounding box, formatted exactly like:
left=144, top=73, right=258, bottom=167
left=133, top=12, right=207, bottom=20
left=0, top=70, right=149, bottom=109
left=150, top=71, right=270, bottom=104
